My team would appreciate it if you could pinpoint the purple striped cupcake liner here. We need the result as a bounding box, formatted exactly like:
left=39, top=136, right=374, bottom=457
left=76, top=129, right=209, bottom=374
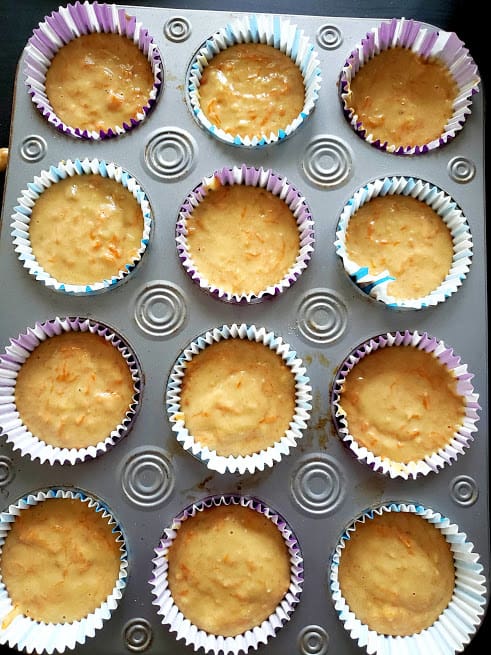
left=150, top=494, right=304, bottom=654
left=186, top=14, right=321, bottom=148
left=331, top=331, right=480, bottom=480
left=166, top=323, right=312, bottom=474
left=11, top=158, right=153, bottom=296
left=334, top=176, right=473, bottom=309
left=0, top=316, right=142, bottom=465
left=329, top=502, right=487, bottom=654
left=0, top=488, right=128, bottom=653
left=25, top=1, right=163, bottom=140
left=176, top=165, right=315, bottom=304
left=339, top=18, right=480, bottom=155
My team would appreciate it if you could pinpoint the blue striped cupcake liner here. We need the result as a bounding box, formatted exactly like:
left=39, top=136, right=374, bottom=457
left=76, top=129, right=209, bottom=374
left=334, top=176, right=472, bottom=309
left=11, top=158, right=152, bottom=295
left=186, top=14, right=321, bottom=148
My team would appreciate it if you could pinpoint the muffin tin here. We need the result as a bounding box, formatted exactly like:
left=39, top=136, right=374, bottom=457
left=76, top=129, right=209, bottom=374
left=0, top=4, right=488, bottom=654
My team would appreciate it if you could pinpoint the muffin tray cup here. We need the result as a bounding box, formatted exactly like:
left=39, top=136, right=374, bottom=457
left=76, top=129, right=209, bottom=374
left=150, top=494, right=303, bottom=654
left=0, top=488, right=128, bottom=654
left=0, top=3, right=488, bottom=655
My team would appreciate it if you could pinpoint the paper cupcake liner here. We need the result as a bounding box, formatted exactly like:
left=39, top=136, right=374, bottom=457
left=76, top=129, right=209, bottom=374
left=331, top=330, right=480, bottom=480
left=11, top=158, right=153, bottom=295
left=0, top=488, right=128, bottom=653
left=339, top=18, right=481, bottom=155
left=186, top=14, right=321, bottom=147
left=176, top=165, right=315, bottom=303
left=150, top=494, right=303, bottom=654
left=0, top=316, right=142, bottom=465
left=25, top=1, right=163, bottom=140
left=329, top=502, right=487, bottom=654
left=166, top=323, right=312, bottom=474
left=334, top=176, right=473, bottom=309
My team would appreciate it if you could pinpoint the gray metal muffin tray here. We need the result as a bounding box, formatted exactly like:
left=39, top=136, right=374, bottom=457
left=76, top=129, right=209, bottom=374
left=0, top=4, right=488, bottom=654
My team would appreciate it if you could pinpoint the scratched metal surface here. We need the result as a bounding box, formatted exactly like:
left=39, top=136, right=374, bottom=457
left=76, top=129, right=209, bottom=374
left=0, top=5, right=488, bottom=654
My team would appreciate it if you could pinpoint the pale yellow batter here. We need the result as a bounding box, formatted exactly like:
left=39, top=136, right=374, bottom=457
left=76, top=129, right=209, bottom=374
left=348, top=47, right=457, bottom=147
left=15, top=331, right=135, bottom=449
left=345, top=195, right=453, bottom=299
left=29, top=174, right=144, bottom=286
left=0, top=498, right=122, bottom=624
left=198, top=43, right=305, bottom=137
left=338, top=511, right=455, bottom=636
left=167, top=504, right=290, bottom=636
left=180, top=339, right=296, bottom=457
left=339, top=347, right=465, bottom=463
left=186, top=183, right=300, bottom=295
left=46, top=32, right=154, bottom=132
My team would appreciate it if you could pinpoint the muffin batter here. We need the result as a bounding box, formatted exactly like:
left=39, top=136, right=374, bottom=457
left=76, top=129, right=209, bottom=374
left=348, top=47, right=457, bottom=147
left=167, top=504, right=290, bottom=636
left=345, top=194, right=453, bottom=299
left=198, top=43, right=305, bottom=137
left=29, top=174, right=144, bottom=286
left=15, top=331, right=135, bottom=449
left=46, top=32, right=154, bottom=132
left=338, top=511, right=455, bottom=636
left=339, top=346, right=465, bottom=463
left=180, top=339, right=296, bottom=457
left=0, top=498, right=122, bottom=624
left=186, top=183, right=300, bottom=295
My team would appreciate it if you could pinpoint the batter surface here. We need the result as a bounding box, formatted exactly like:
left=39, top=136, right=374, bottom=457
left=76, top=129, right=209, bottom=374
left=186, top=183, right=300, bottom=295
left=339, top=346, right=465, bottom=463
left=348, top=47, right=457, bottom=147
left=345, top=194, right=453, bottom=299
left=180, top=339, right=296, bottom=457
left=338, top=511, right=455, bottom=636
left=15, top=331, right=135, bottom=449
left=46, top=32, right=155, bottom=132
left=29, top=174, right=144, bottom=286
left=199, top=43, right=305, bottom=137
left=0, top=498, right=122, bottom=624
left=167, top=504, right=290, bottom=636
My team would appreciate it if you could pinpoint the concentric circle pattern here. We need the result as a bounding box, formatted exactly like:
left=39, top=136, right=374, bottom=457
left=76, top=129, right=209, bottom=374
left=316, top=24, right=343, bottom=50
left=134, top=280, right=187, bottom=338
left=301, top=135, right=352, bottom=188
left=447, top=156, right=476, bottom=183
left=291, top=453, right=345, bottom=516
left=121, top=446, right=174, bottom=508
left=163, top=16, right=191, bottom=42
left=122, top=618, right=153, bottom=652
left=143, top=128, right=197, bottom=181
left=450, top=475, right=479, bottom=506
left=298, top=625, right=330, bottom=655
left=0, top=455, right=15, bottom=487
left=19, top=135, right=47, bottom=163
left=297, top=288, right=349, bottom=344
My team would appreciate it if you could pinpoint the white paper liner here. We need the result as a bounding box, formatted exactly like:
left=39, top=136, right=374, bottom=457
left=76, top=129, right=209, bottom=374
left=176, top=165, right=315, bottom=303
left=10, top=158, right=152, bottom=296
left=166, top=323, right=312, bottom=474
left=24, top=1, right=163, bottom=140
left=0, top=488, right=128, bottom=653
left=334, top=176, right=473, bottom=309
left=187, top=14, right=321, bottom=147
left=339, top=17, right=481, bottom=155
left=0, top=316, right=142, bottom=465
left=331, top=331, right=480, bottom=480
left=150, top=494, right=303, bottom=654
left=329, top=502, right=487, bottom=654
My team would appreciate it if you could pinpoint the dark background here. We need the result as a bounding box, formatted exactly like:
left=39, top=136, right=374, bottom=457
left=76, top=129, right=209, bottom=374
left=0, top=1, right=487, bottom=654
